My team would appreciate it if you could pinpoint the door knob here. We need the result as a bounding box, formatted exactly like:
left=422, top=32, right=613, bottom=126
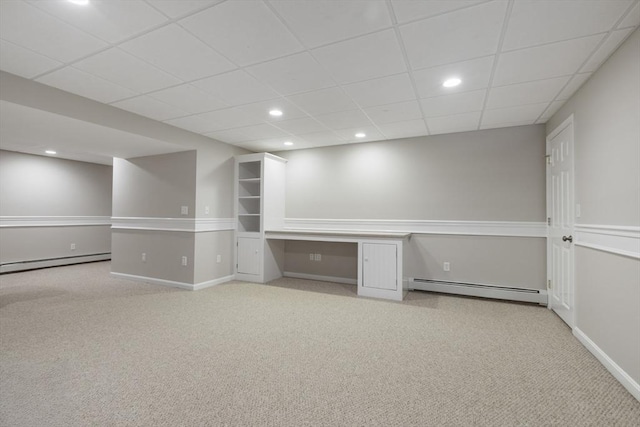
left=562, top=235, right=573, bottom=243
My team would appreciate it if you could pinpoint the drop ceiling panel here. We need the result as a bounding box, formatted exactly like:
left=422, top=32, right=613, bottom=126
left=581, top=28, right=635, bottom=72
left=119, top=24, right=235, bottom=81
left=29, top=0, right=168, bottom=44
left=556, top=73, right=592, bottom=101
left=180, top=0, right=303, bottom=66
left=188, top=107, right=264, bottom=131
left=390, top=0, right=486, bottom=24
left=164, top=112, right=225, bottom=134
left=537, top=100, right=566, bottom=123
left=296, top=131, right=345, bottom=146
left=192, top=69, right=279, bottom=105
left=487, top=76, right=570, bottom=109
left=111, top=95, right=189, bottom=121
left=0, top=1, right=107, bottom=62
left=0, top=40, right=62, bottom=78
left=427, top=111, right=481, bottom=135
left=503, top=0, right=633, bottom=51
left=493, top=34, right=604, bottom=86
left=149, top=84, right=227, bottom=114
left=246, top=52, right=335, bottom=95
left=229, top=123, right=292, bottom=141
left=269, top=0, right=392, bottom=48
left=286, top=87, right=358, bottom=116
left=236, top=98, right=308, bottom=122
left=335, top=126, right=385, bottom=143
left=73, top=48, right=182, bottom=93
left=36, top=66, right=137, bottom=104
left=413, top=56, right=494, bottom=99
left=364, top=100, right=422, bottom=125
left=271, top=117, right=328, bottom=134
left=146, top=0, right=223, bottom=18
left=618, top=1, right=640, bottom=28
left=420, top=90, right=486, bottom=118
left=205, top=128, right=252, bottom=144
left=481, top=102, right=548, bottom=127
left=377, top=119, right=428, bottom=139
left=342, top=73, right=416, bottom=108
left=400, top=1, right=506, bottom=70
left=315, top=109, right=374, bottom=130
left=312, top=29, right=406, bottom=84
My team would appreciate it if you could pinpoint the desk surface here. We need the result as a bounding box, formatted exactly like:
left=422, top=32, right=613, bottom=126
left=265, top=229, right=411, bottom=242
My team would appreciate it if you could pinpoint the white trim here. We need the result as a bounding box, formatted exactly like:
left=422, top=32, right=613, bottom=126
left=283, top=271, right=357, bottom=285
left=111, top=217, right=235, bottom=233
left=573, top=327, right=640, bottom=402
left=410, top=279, right=548, bottom=305
left=0, top=253, right=111, bottom=273
left=574, top=224, right=640, bottom=259
left=284, top=218, right=546, bottom=237
left=0, top=216, right=111, bottom=227
left=110, top=272, right=234, bottom=291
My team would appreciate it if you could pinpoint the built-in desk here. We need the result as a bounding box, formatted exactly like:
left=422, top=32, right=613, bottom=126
left=265, top=230, right=411, bottom=301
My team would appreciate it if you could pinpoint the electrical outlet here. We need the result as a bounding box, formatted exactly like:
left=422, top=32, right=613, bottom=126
left=309, top=253, right=314, bottom=261
left=443, top=262, right=450, bottom=272
left=575, top=203, right=581, bottom=218
left=216, top=254, right=221, bottom=263
left=205, top=206, right=210, bottom=215
left=181, top=205, right=188, bottom=215
left=314, top=253, right=321, bottom=261
left=181, top=256, right=188, bottom=266
left=142, top=252, right=146, bottom=262
left=70, top=243, right=76, bottom=251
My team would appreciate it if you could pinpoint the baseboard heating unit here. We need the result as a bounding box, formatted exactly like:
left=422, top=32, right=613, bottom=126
left=410, top=278, right=547, bottom=305
left=0, top=253, right=111, bottom=274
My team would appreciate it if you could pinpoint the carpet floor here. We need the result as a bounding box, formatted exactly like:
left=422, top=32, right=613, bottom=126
left=1, top=261, right=638, bottom=426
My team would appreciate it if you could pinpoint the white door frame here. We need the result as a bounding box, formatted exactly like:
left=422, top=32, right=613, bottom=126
left=546, top=114, right=576, bottom=327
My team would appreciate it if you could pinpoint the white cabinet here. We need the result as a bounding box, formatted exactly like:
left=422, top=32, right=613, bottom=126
left=362, top=243, right=397, bottom=291
left=237, top=237, right=260, bottom=275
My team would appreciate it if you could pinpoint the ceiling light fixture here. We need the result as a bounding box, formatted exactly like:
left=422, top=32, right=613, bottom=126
left=269, top=109, right=283, bottom=117
left=68, top=0, right=90, bottom=5
left=355, top=133, right=366, bottom=138
left=45, top=150, right=57, bottom=155
left=442, top=77, right=462, bottom=88
left=283, top=141, right=294, bottom=146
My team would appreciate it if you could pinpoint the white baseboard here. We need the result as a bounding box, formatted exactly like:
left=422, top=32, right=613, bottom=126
left=283, top=271, right=357, bottom=285
left=573, top=327, right=640, bottom=402
left=110, top=272, right=234, bottom=291
left=0, top=253, right=111, bottom=273
left=410, top=279, right=548, bottom=304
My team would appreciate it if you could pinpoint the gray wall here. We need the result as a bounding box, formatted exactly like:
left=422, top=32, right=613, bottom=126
left=0, top=150, right=112, bottom=267
left=275, top=125, right=547, bottom=290
left=547, top=29, right=640, bottom=387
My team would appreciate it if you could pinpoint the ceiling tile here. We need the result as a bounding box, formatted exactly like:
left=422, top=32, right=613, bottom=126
left=149, top=84, right=227, bottom=114
left=581, top=28, right=635, bottom=73
left=342, top=73, right=416, bottom=108
left=205, top=128, right=252, bottom=144
left=537, top=100, right=566, bottom=123
left=180, top=0, right=303, bottom=66
left=493, top=34, right=604, bottom=86
left=391, top=0, right=486, bottom=24
left=556, top=73, right=592, bottom=101
left=246, top=52, right=335, bottom=95
left=618, top=1, right=640, bottom=28
left=364, top=100, right=422, bottom=124
left=74, top=48, right=182, bottom=93
left=230, top=123, right=291, bottom=141
left=377, top=119, right=428, bottom=139
left=271, top=117, right=328, bottom=134
left=487, top=76, right=570, bottom=109
left=481, top=102, right=548, bottom=127
left=192, top=69, right=279, bottom=105
left=236, top=98, right=308, bottom=122
left=503, top=0, right=633, bottom=51
left=420, top=89, right=486, bottom=118
left=335, top=126, right=385, bottom=143
left=269, top=0, right=392, bottom=48
left=296, top=131, right=345, bottom=146
left=36, top=66, right=137, bottom=104
left=111, top=95, right=189, bottom=121
left=427, top=111, right=480, bottom=135
left=164, top=113, right=224, bottom=134
left=239, top=136, right=309, bottom=152
left=29, top=0, right=168, bottom=44
left=0, top=40, right=62, bottom=78
left=399, top=1, right=506, bottom=70
left=413, top=56, right=494, bottom=98
left=186, top=107, right=264, bottom=131
left=312, top=29, right=407, bottom=84
left=0, top=1, right=107, bottom=62
left=119, top=24, right=235, bottom=81
left=315, top=109, right=374, bottom=130
left=146, top=0, right=223, bottom=18
left=286, top=87, right=358, bottom=116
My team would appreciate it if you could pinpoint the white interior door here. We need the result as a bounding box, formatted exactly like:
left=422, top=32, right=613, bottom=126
left=547, top=118, right=575, bottom=328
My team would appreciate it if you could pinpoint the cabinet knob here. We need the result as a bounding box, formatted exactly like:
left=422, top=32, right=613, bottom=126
left=364, top=257, right=369, bottom=262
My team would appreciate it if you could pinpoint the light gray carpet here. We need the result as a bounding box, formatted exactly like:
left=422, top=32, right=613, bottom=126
left=1, top=261, right=638, bottom=426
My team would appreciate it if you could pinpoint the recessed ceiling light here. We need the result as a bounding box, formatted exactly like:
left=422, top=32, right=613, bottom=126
left=269, top=109, right=283, bottom=117
left=355, top=133, right=366, bottom=138
left=443, top=77, right=462, bottom=88
left=68, top=0, right=90, bottom=5
left=45, top=150, right=57, bottom=155
left=283, top=141, right=294, bottom=146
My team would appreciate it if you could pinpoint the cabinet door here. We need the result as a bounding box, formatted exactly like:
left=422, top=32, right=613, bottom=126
left=237, top=237, right=260, bottom=275
left=362, top=243, right=397, bottom=290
